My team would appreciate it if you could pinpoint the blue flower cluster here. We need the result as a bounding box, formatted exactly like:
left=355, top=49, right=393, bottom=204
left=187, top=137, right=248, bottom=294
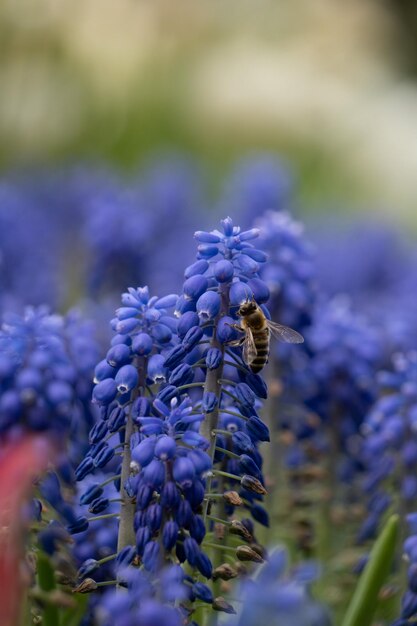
left=359, top=352, right=417, bottom=545
left=304, top=299, right=383, bottom=457
left=0, top=160, right=203, bottom=315
left=73, top=218, right=290, bottom=622
left=256, top=210, right=316, bottom=330
left=0, top=306, right=99, bottom=445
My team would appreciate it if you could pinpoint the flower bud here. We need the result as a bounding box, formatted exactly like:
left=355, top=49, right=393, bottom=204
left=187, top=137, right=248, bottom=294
left=72, top=578, right=98, bottom=594
left=132, top=438, right=156, bottom=467
left=152, top=323, right=172, bottom=344
left=236, top=545, right=264, bottom=563
left=223, top=491, right=243, bottom=506
left=160, top=481, right=181, bottom=510
left=106, top=344, right=131, bottom=367
left=177, top=311, right=200, bottom=339
left=235, top=383, right=256, bottom=409
left=132, top=333, right=153, bottom=356
left=183, top=275, right=209, bottom=301
left=142, top=541, right=160, bottom=573
left=153, top=435, right=176, bottom=460
left=212, top=597, right=236, bottom=614
left=202, top=391, right=217, bottom=413
left=206, top=348, right=222, bottom=370
left=136, top=526, right=151, bottom=556
left=246, top=416, right=270, bottom=442
left=116, top=306, right=139, bottom=320
left=217, top=316, right=239, bottom=344
left=147, top=354, right=168, bottom=384
left=229, top=520, right=253, bottom=543
left=214, top=260, right=234, bottom=283
left=75, top=457, right=94, bottom=481
left=80, top=483, right=103, bottom=505
left=197, top=244, right=219, bottom=258
left=251, top=503, right=269, bottom=527
left=107, top=406, right=126, bottom=432
left=67, top=516, right=89, bottom=535
left=221, top=217, right=234, bottom=235
left=162, top=520, right=179, bottom=550
left=115, top=317, right=140, bottom=335
left=175, top=295, right=196, bottom=316
left=93, top=446, right=114, bottom=469
left=247, top=277, right=270, bottom=303
left=136, top=483, right=153, bottom=509
left=176, top=499, right=193, bottom=528
left=192, top=582, right=213, bottom=603
left=115, top=364, right=139, bottom=393
left=212, top=564, right=238, bottom=581
left=169, top=363, right=194, bottom=387
left=195, top=552, right=213, bottom=578
left=154, top=294, right=178, bottom=309
left=163, top=345, right=187, bottom=369
left=184, top=259, right=209, bottom=279
left=189, top=514, right=206, bottom=544
left=173, top=457, right=195, bottom=488
left=77, top=559, right=99, bottom=579
left=243, top=371, right=268, bottom=399
left=115, top=546, right=136, bottom=570
left=142, top=459, right=165, bottom=489
left=241, top=474, right=267, bottom=495
left=188, top=449, right=212, bottom=474
left=232, top=431, right=254, bottom=454
left=94, top=359, right=117, bottom=383
left=89, top=420, right=108, bottom=444
left=197, top=291, right=221, bottom=321
left=182, top=326, right=204, bottom=351
left=235, top=253, right=259, bottom=274
left=156, top=385, right=179, bottom=406
left=194, top=231, right=222, bottom=244
left=88, top=498, right=109, bottom=514
left=229, top=281, right=253, bottom=306
left=146, top=503, right=163, bottom=532
left=239, top=455, right=261, bottom=479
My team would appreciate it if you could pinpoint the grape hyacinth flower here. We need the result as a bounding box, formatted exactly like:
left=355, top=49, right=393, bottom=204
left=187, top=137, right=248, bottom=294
left=0, top=306, right=99, bottom=449
left=80, top=217, right=310, bottom=624
left=256, top=210, right=316, bottom=331
left=359, top=351, right=417, bottom=545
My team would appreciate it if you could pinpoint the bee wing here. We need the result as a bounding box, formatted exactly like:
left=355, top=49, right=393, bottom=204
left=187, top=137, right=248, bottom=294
left=243, top=327, right=258, bottom=364
left=267, top=320, right=304, bottom=344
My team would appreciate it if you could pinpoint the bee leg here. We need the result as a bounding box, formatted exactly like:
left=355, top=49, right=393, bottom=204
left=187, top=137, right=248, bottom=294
left=225, top=322, right=245, bottom=332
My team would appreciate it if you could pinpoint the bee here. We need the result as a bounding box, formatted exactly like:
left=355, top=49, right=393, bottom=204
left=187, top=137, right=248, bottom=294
left=229, top=299, right=304, bottom=373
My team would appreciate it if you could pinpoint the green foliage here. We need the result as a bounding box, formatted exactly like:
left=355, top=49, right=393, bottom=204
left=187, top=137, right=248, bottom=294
left=341, top=514, right=399, bottom=626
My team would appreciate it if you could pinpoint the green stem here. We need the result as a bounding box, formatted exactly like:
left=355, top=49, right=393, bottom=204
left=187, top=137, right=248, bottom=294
left=37, top=552, right=60, bottom=626
left=88, top=513, right=120, bottom=522
left=341, top=514, right=399, bottom=626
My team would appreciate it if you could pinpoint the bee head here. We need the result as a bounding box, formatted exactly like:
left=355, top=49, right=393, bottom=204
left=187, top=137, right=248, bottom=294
left=238, top=300, right=257, bottom=316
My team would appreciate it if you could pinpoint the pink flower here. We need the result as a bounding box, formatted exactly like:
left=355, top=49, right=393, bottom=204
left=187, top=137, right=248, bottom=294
left=0, top=437, right=53, bottom=626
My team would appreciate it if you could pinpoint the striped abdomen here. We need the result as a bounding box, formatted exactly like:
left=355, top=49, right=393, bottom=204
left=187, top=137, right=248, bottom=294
left=250, top=327, right=270, bottom=374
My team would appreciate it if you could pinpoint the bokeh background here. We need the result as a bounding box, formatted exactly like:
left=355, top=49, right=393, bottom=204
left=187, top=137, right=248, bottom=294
left=1, top=0, right=417, bottom=317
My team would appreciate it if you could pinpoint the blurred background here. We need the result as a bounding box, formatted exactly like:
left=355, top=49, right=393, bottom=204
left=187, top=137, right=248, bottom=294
left=1, top=0, right=417, bottom=315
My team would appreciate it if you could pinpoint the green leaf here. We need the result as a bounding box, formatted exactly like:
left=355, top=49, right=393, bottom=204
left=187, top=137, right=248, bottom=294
left=61, top=594, right=89, bottom=626
left=37, top=551, right=60, bottom=626
left=341, top=514, right=399, bottom=626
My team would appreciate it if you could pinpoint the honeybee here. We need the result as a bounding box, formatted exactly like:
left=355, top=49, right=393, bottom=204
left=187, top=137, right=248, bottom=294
left=229, top=300, right=304, bottom=373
